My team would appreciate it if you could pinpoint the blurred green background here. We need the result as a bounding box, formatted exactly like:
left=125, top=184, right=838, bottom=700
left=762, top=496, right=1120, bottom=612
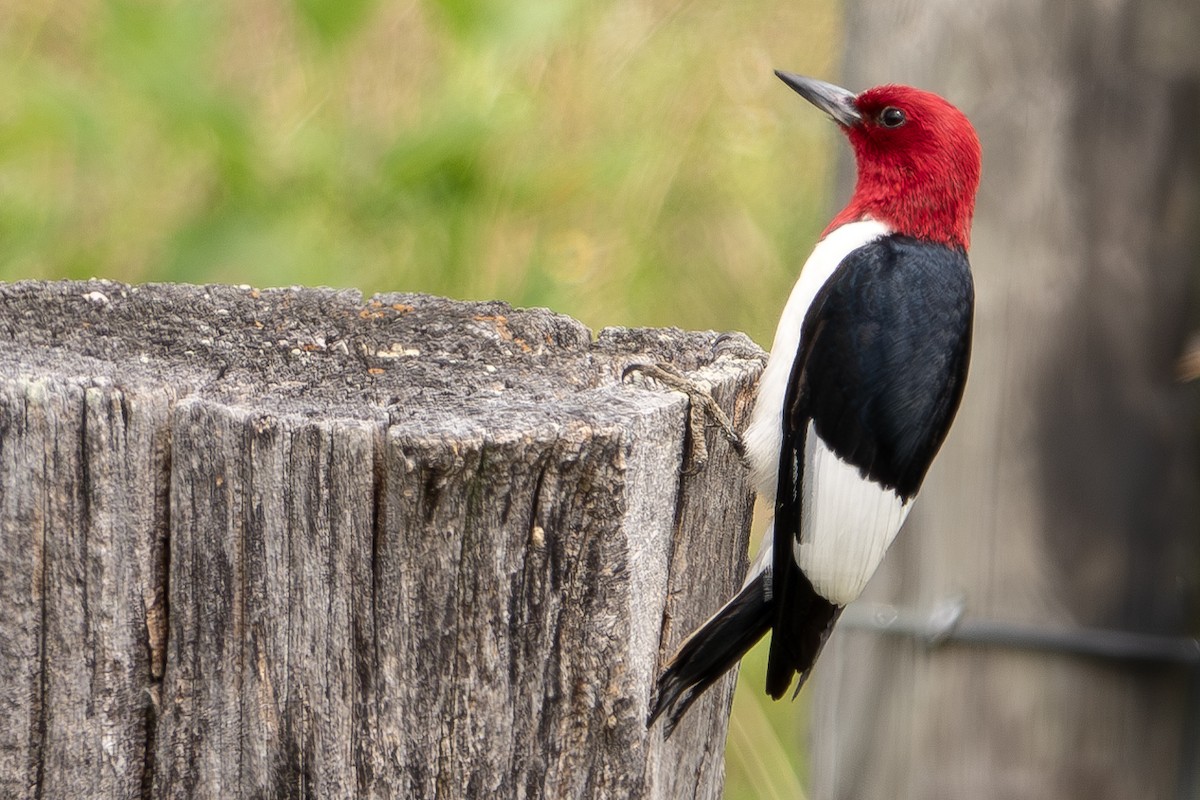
left=0, top=0, right=845, bottom=795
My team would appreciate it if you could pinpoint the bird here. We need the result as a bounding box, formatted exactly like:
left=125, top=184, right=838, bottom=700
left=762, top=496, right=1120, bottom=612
left=647, top=72, right=982, bottom=736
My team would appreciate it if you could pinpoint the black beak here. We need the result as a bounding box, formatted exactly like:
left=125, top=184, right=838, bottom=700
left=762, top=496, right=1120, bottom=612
left=774, top=71, right=861, bottom=127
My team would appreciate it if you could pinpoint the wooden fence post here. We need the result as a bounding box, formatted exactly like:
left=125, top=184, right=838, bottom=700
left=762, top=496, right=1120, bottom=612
left=808, top=3, right=1200, bottom=799
left=0, top=281, right=762, bottom=799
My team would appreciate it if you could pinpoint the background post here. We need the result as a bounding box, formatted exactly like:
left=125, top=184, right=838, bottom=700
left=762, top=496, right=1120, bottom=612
left=810, top=3, right=1200, bottom=798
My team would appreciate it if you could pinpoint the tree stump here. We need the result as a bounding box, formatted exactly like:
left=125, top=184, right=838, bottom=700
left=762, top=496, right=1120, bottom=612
left=0, top=281, right=762, bottom=800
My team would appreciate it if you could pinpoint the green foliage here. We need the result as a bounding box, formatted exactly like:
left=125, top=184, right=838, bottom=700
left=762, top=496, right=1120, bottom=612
left=293, top=0, right=377, bottom=45
left=0, top=1, right=841, bottom=794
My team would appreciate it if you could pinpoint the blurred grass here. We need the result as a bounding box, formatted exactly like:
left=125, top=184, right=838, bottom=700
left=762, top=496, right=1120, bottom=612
left=0, top=0, right=840, bottom=795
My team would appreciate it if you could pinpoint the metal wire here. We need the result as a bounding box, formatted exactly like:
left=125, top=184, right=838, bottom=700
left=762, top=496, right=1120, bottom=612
left=837, top=598, right=1200, bottom=799
left=839, top=597, right=1200, bottom=665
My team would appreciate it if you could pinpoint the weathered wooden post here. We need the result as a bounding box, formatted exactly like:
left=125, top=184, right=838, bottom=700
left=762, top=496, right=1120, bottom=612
left=0, top=281, right=762, bottom=799
left=809, top=2, right=1200, bottom=799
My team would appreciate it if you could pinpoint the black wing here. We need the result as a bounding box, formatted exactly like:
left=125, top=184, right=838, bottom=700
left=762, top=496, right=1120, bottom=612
left=765, top=235, right=974, bottom=698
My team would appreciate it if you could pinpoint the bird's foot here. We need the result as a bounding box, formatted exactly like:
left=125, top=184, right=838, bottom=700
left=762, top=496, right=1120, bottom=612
left=622, top=362, right=746, bottom=474
left=710, top=331, right=769, bottom=368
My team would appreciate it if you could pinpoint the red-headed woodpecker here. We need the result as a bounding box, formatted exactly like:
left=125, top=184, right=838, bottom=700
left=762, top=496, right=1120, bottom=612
left=648, top=73, right=981, bottom=735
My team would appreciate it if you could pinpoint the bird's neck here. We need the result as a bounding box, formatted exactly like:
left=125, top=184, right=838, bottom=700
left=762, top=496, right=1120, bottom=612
left=825, top=163, right=976, bottom=251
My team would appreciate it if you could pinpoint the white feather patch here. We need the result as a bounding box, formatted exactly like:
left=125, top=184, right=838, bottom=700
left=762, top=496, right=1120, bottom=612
left=744, top=219, right=892, bottom=504
left=793, top=422, right=911, bottom=605
left=744, top=521, right=774, bottom=589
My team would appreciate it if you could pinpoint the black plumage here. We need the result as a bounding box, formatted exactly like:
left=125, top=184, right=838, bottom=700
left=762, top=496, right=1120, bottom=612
left=766, top=234, right=973, bottom=697
left=794, top=235, right=973, bottom=499
left=648, top=234, right=974, bottom=727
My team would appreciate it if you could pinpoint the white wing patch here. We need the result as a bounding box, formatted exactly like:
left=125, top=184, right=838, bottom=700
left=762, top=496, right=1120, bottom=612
left=792, top=422, right=911, bottom=605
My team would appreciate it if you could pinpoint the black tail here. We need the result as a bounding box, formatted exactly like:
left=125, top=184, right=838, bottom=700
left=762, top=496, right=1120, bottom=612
left=765, top=566, right=842, bottom=700
left=647, top=572, right=772, bottom=737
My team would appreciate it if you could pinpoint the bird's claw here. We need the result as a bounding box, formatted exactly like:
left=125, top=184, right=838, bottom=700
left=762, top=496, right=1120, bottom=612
left=623, top=361, right=746, bottom=474
left=710, top=331, right=768, bottom=367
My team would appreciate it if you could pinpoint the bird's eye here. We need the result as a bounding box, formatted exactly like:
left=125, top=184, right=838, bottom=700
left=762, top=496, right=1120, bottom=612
left=879, top=107, right=906, bottom=128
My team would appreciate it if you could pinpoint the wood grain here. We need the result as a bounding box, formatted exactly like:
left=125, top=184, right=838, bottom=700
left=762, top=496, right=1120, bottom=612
left=0, top=282, right=762, bottom=799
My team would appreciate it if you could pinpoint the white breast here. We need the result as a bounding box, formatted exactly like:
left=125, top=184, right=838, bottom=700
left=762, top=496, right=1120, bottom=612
left=744, top=219, right=891, bottom=503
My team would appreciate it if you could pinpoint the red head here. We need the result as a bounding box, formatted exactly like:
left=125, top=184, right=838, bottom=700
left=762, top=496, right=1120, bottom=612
left=776, top=72, right=982, bottom=250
